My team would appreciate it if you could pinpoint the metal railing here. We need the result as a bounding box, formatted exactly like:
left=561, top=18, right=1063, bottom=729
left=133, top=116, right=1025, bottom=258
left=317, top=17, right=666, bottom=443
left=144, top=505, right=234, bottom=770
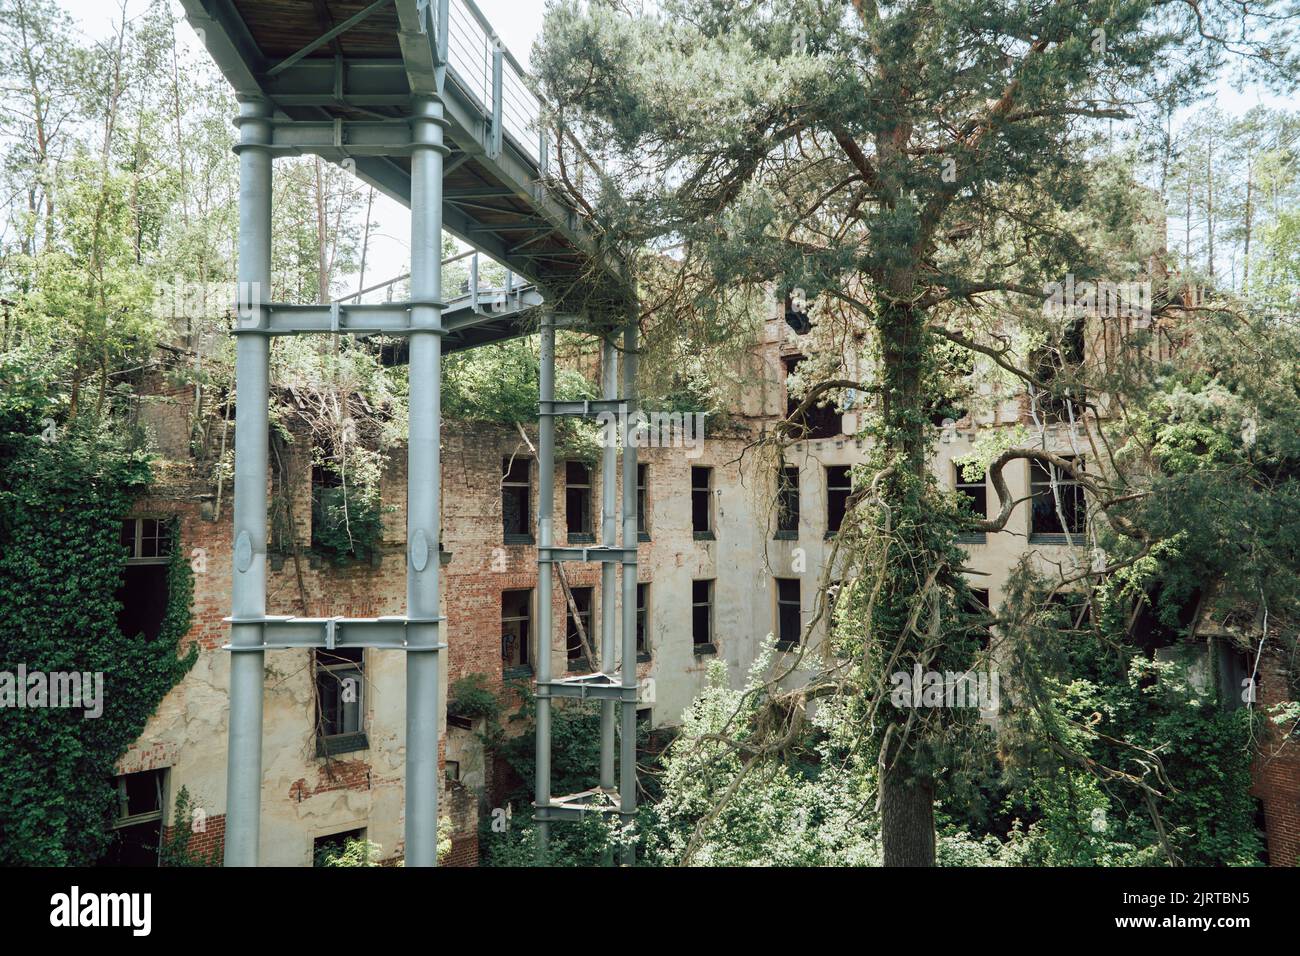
left=444, top=0, right=610, bottom=222
left=339, top=247, right=533, bottom=310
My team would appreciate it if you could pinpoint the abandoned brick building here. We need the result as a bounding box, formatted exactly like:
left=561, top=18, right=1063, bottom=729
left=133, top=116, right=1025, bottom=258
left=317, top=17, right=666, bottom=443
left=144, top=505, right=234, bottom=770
left=103, top=297, right=1299, bottom=867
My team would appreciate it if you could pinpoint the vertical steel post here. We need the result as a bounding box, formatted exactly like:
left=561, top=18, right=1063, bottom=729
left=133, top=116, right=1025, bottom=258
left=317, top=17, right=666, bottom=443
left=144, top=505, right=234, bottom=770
left=599, top=336, right=618, bottom=791
left=535, top=310, right=556, bottom=859
left=224, top=97, right=273, bottom=868
left=405, top=92, right=445, bottom=867
left=619, top=318, right=639, bottom=865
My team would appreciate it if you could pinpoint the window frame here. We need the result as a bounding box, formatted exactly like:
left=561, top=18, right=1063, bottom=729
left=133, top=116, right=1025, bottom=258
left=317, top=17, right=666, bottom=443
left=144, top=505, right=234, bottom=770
left=501, top=588, right=533, bottom=674
left=565, top=585, right=596, bottom=670
left=691, top=466, right=714, bottom=539
left=314, top=647, right=368, bottom=757
left=502, top=456, right=534, bottom=543
left=954, top=462, right=989, bottom=543
left=775, top=466, right=800, bottom=539
left=635, top=582, right=650, bottom=660
left=636, top=463, right=650, bottom=541
left=121, top=517, right=173, bottom=566
left=775, top=577, right=802, bottom=649
left=1029, top=456, right=1087, bottom=542
left=825, top=465, right=851, bottom=537
left=564, top=460, right=595, bottom=542
left=692, top=578, right=715, bottom=654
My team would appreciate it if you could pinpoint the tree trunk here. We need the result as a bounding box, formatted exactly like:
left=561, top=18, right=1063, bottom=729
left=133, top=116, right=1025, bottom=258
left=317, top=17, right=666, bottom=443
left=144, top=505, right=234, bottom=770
left=881, top=766, right=936, bottom=866
left=876, top=299, right=939, bottom=866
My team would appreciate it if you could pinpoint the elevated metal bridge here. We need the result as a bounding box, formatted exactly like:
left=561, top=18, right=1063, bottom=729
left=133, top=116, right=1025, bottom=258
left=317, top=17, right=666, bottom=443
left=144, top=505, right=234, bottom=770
left=183, top=0, right=639, bottom=867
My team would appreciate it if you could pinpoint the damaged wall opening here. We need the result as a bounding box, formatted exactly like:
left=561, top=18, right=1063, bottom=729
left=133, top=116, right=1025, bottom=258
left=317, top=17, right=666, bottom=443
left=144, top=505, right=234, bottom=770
left=116, top=518, right=172, bottom=643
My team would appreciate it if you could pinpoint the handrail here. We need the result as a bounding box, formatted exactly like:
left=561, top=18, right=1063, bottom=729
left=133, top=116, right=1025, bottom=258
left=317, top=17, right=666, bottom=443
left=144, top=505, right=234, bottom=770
left=444, top=0, right=612, bottom=225
left=338, top=248, right=532, bottom=305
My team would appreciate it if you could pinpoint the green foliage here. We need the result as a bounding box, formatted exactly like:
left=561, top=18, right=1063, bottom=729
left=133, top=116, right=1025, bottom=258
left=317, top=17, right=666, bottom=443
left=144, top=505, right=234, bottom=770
left=158, top=786, right=221, bottom=867
left=990, top=546, right=1267, bottom=868
left=310, top=464, right=383, bottom=566
left=442, top=334, right=602, bottom=458
left=478, top=689, right=633, bottom=866
left=315, top=836, right=383, bottom=868
left=0, top=405, right=196, bottom=864
left=447, top=673, right=501, bottom=724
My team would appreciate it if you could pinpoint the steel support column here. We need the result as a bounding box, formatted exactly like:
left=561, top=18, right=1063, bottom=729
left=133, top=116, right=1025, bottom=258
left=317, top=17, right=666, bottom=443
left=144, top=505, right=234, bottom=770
left=404, top=92, right=446, bottom=867
left=619, top=318, right=639, bottom=865
left=599, top=336, right=619, bottom=791
left=224, top=97, right=273, bottom=867
left=535, top=310, right=557, bottom=860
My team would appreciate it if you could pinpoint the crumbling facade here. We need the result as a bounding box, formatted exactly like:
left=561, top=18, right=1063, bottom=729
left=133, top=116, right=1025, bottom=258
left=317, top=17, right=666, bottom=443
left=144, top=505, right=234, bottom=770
left=110, top=299, right=1298, bottom=866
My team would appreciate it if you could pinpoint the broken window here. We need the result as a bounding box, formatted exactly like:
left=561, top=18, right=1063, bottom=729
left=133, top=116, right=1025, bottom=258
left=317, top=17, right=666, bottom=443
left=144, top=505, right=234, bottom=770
left=637, top=464, right=650, bottom=540
left=313, top=827, right=367, bottom=867
left=1030, top=457, right=1086, bottom=539
left=784, top=354, right=840, bottom=439
left=1034, top=318, right=1087, bottom=424
left=117, top=518, right=173, bottom=642
left=826, top=465, right=851, bottom=536
left=776, top=578, right=802, bottom=649
left=955, top=463, right=988, bottom=541
left=565, top=586, right=595, bottom=669
left=315, top=647, right=366, bottom=757
left=692, top=579, right=714, bottom=651
left=310, top=462, right=344, bottom=552
left=501, top=588, right=532, bottom=672
left=97, top=769, right=166, bottom=866
left=502, top=456, right=532, bottom=542
left=691, top=466, right=713, bottom=538
left=565, top=461, right=594, bottom=542
left=776, top=466, right=800, bottom=538
left=636, top=582, right=649, bottom=657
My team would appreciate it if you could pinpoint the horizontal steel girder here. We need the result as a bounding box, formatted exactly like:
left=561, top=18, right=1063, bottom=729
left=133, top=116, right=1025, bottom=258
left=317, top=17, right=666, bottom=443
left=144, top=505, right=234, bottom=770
left=536, top=673, right=639, bottom=704
left=538, top=399, right=629, bottom=418
left=230, top=289, right=543, bottom=337
left=222, top=615, right=447, bottom=652
left=537, top=545, right=639, bottom=565
left=534, top=787, right=622, bottom=823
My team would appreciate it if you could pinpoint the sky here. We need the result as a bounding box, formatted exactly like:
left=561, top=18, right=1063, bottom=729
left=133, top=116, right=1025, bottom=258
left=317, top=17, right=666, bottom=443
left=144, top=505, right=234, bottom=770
left=51, top=0, right=1292, bottom=296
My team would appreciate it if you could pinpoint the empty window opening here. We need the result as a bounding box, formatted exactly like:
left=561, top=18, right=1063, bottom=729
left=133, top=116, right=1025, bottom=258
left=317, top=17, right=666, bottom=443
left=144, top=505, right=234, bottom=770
left=313, top=827, right=367, bottom=867
left=636, top=464, right=650, bottom=540
left=503, top=456, right=532, bottom=541
left=1034, top=318, right=1087, bottom=424
left=776, top=578, right=802, bottom=648
left=501, top=588, right=532, bottom=672
left=692, top=579, right=714, bottom=650
left=783, top=354, right=840, bottom=439
left=1030, top=457, right=1086, bottom=538
left=97, top=769, right=166, bottom=867
left=565, top=586, right=595, bottom=669
left=565, top=461, right=594, bottom=541
left=776, top=467, right=799, bottom=538
left=117, top=518, right=173, bottom=643
left=826, top=465, right=851, bottom=536
left=691, top=466, right=713, bottom=537
left=636, top=582, right=650, bottom=658
left=955, top=464, right=988, bottom=540
left=315, top=647, right=366, bottom=757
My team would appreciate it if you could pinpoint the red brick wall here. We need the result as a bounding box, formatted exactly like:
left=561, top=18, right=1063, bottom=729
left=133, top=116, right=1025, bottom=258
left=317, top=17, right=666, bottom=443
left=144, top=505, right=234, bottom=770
left=163, top=813, right=225, bottom=864
left=1250, top=648, right=1300, bottom=867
